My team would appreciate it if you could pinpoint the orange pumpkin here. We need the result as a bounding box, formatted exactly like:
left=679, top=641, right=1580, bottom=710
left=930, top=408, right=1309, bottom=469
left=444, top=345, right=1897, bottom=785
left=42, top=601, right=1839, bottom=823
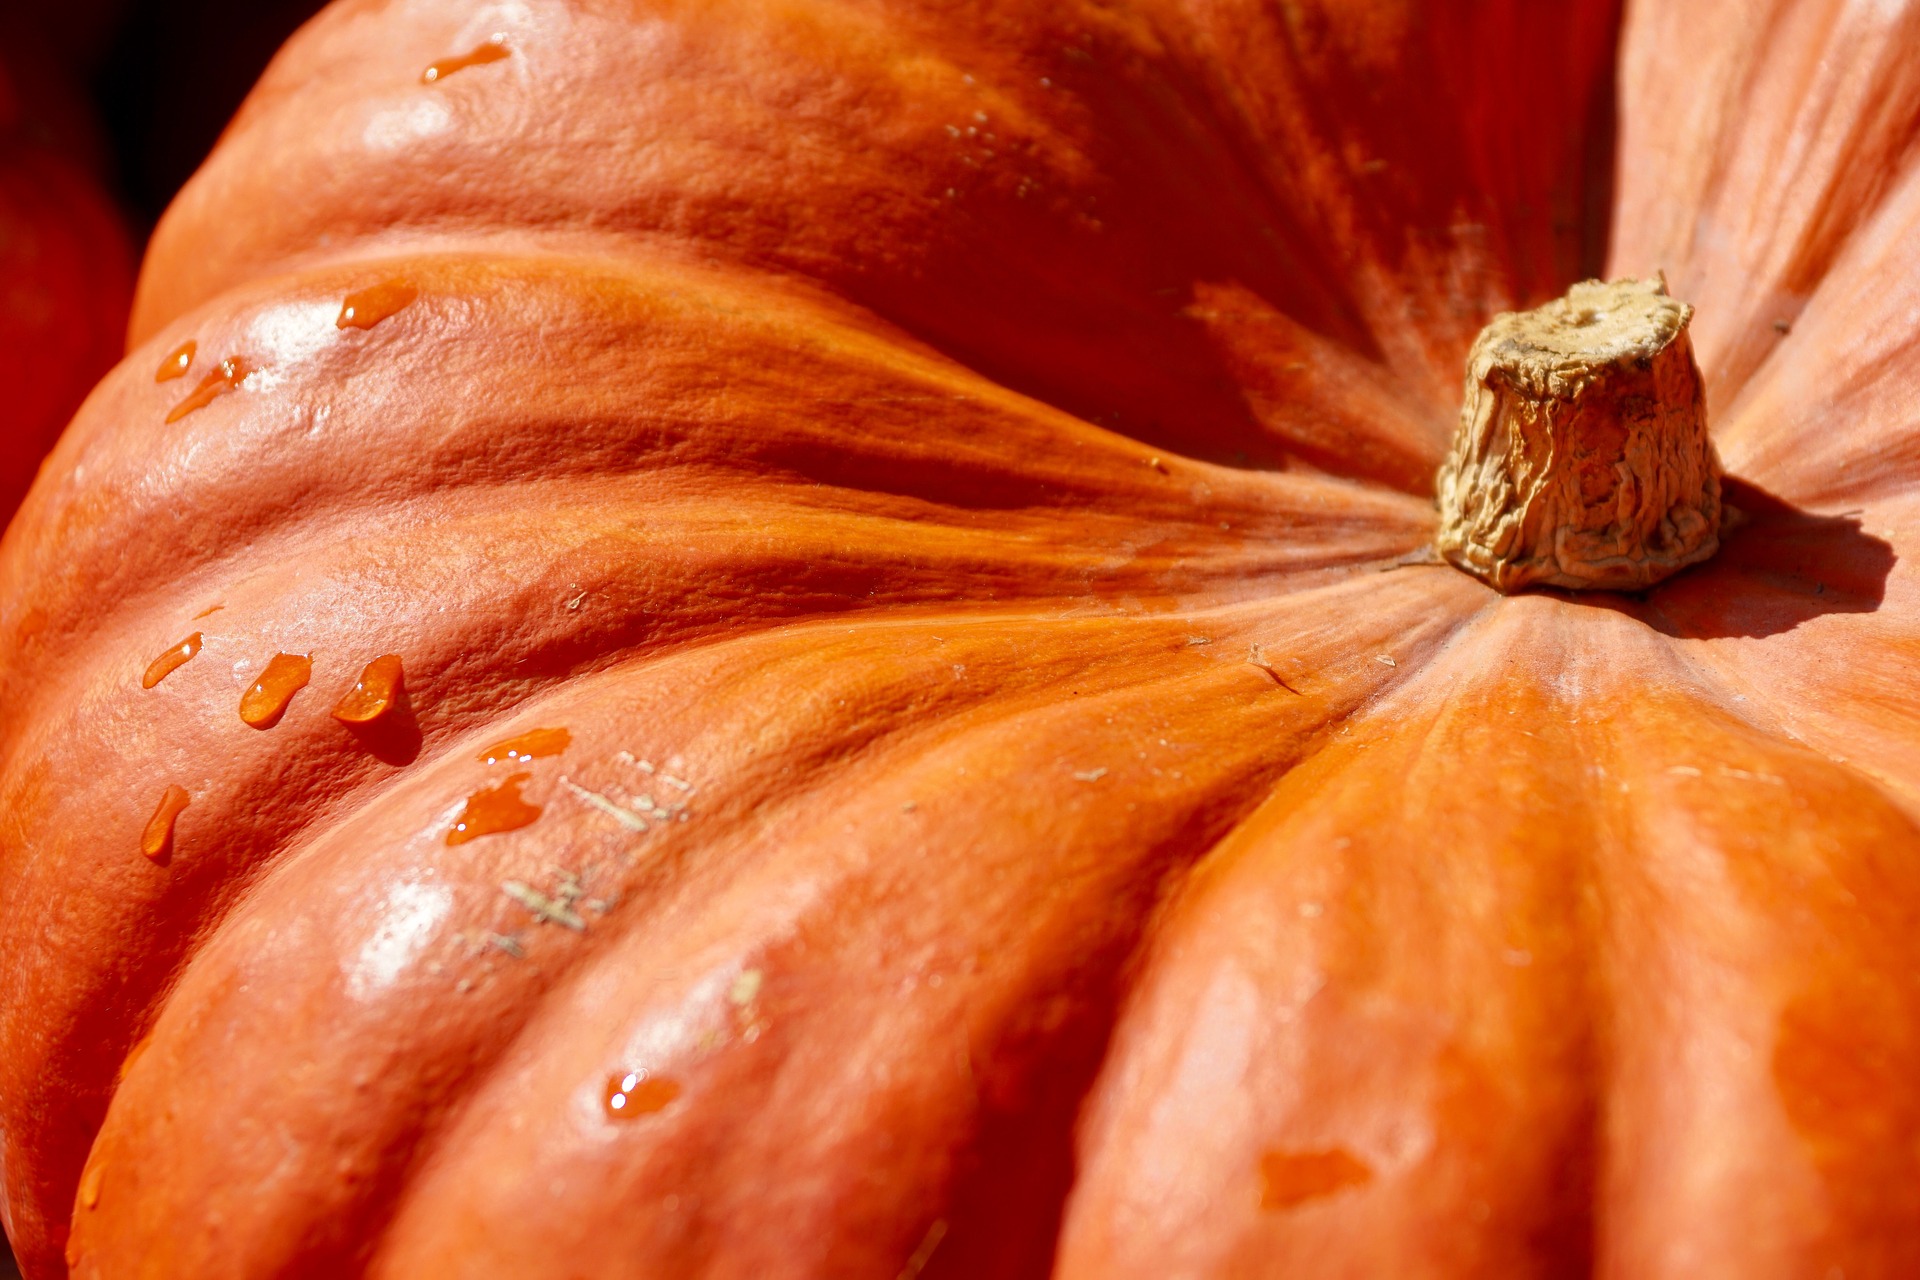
left=0, top=18, right=134, bottom=531
left=6, top=0, right=1920, bottom=1275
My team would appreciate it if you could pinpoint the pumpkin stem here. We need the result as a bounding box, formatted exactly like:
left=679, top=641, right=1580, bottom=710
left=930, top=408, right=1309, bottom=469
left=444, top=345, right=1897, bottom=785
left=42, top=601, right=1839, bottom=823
left=1434, top=276, right=1723, bottom=593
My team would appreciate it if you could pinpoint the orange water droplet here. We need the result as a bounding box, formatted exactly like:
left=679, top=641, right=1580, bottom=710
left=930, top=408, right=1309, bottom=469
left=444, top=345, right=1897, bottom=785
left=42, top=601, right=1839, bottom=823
left=446, top=772, right=540, bottom=845
left=478, top=726, right=570, bottom=766
left=337, top=279, right=419, bottom=330
left=422, top=37, right=510, bottom=83
left=240, top=653, right=312, bottom=729
left=603, top=1070, right=681, bottom=1118
left=142, top=786, right=190, bottom=862
left=77, top=1162, right=104, bottom=1210
left=155, top=339, right=196, bottom=382
left=333, top=653, right=405, bottom=724
left=141, top=632, right=202, bottom=689
left=165, top=356, right=251, bottom=424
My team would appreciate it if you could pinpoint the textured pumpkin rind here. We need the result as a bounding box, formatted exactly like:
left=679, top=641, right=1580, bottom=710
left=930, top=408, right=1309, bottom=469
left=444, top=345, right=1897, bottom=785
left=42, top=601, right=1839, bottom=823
left=11, top=0, right=1920, bottom=1277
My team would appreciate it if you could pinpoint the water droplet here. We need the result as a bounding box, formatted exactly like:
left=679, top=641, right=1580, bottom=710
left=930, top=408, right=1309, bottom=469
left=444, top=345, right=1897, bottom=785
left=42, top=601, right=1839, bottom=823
left=78, top=1162, right=104, bottom=1210
left=603, top=1069, right=680, bottom=1118
left=422, top=36, right=510, bottom=83
left=336, top=279, right=420, bottom=330
left=478, top=726, right=570, bottom=766
left=240, top=653, right=312, bottom=729
left=141, top=632, right=202, bottom=689
left=155, top=339, right=196, bottom=383
left=142, top=785, right=190, bottom=862
left=332, top=653, right=404, bottom=724
left=165, top=356, right=251, bottom=424
left=446, top=772, right=540, bottom=845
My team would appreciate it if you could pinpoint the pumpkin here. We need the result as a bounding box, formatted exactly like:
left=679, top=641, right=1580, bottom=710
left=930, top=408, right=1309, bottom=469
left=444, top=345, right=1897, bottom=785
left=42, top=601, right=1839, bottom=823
left=0, top=17, right=134, bottom=531
left=5, top=0, right=1920, bottom=1275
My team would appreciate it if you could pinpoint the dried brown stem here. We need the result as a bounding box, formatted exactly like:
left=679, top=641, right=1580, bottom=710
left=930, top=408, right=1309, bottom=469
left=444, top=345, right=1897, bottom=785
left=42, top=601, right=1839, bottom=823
left=1435, top=276, right=1723, bottom=593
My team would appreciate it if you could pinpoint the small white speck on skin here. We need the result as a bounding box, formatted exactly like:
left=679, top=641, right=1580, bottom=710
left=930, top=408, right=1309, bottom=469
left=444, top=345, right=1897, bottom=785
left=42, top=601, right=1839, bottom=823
left=1298, top=902, right=1323, bottom=918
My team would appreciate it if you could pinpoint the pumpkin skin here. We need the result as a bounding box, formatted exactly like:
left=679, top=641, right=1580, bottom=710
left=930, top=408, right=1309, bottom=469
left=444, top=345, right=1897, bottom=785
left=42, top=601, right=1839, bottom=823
left=6, top=0, right=1920, bottom=1276
left=0, top=21, right=134, bottom=531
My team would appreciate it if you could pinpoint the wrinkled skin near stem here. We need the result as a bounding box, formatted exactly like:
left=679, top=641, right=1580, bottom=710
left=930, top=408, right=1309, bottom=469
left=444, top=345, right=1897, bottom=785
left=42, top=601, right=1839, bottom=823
left=11, top=2, right=1920, bottom=1279
left=1436, top=277, right=1724, bottom=593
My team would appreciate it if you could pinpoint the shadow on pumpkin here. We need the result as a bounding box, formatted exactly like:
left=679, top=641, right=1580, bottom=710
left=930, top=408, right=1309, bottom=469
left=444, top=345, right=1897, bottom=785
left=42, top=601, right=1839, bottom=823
left=1620, top=478, right=1893, bottom=640
left=339, top=682, right=423, bottom=767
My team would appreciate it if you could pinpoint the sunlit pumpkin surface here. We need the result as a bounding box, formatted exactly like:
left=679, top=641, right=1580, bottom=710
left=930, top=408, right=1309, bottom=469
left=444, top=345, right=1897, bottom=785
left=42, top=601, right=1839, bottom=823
left=5, top=0, right=1920, bottom=1276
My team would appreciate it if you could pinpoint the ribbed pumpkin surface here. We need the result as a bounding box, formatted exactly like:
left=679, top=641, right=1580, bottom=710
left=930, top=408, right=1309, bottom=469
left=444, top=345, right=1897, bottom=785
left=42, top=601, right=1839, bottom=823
left=7, top=1, right=1920, bottom=1276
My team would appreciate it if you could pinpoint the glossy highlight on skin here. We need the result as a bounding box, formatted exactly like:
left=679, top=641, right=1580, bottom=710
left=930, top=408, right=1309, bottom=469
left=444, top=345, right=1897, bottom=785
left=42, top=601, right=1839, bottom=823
left=478, top=727, right=570, bottom=765
left=603, top=1071, right=680, bottom=1119
left=446, top=772, right=540, bottom=845
left=154, top=340, right=195, bottom=383
left=140, top=633, right=201, bottom=689
left=164, top=356, right=249, bottom=424
left=239, top=653, right=312, bottom=729
left=336, top=280, right=419, bottom=331
left=140, top=787, right=190, bottom=863
left=421, top=39, right=509, bottom=84
left=332, top=654, right=404, bottom=724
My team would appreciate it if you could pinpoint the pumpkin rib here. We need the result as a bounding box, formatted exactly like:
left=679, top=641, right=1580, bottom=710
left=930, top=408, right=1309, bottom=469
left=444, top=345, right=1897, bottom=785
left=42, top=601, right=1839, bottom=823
left=130, top=0, right=1618, bottom=471
left=1169, top=0, right=1623, bottom=410
left=1665, top=523, right=1920, bottom=821
left=1064, top=598, right=1920, bottom=1277
left=1062, top=600, right=1610, bottom=1277
left=1613, top=0, right=1920, bottom=413
left=1713, top=165, right=1920, bottom=505
left=1590, top=648, right=1920, bottom=1279
left=64, top=576, right=1483, bottom=1276
left=6, top=569, right=1479, bottom=1271
left=2, top=249, right=1433, bottom=709
left=360, top=657, right=1338, bottom=1279
left=125, top=0, right=1368, bottom=469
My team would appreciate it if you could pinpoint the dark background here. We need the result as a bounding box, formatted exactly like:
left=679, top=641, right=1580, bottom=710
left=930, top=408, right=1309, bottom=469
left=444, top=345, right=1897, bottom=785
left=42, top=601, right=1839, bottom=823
left=3, top=2, right=325, bottom=1274
left=71, top=0, right=331, bottom=232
